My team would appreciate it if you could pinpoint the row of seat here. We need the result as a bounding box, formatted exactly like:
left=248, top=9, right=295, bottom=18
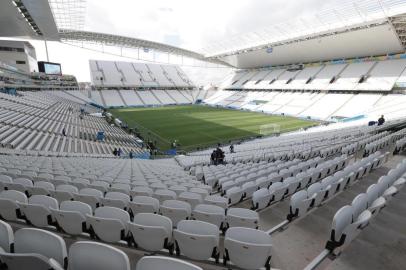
left=0, top=204, right=270, bottom=269
left=326, top=159, right=406, bottom=253
left=288, top=151, right=387, bottom=221
left=252, top=154, right=349, bottom=210
left=0, top=186, right=258, bottom=230
left=0, top=221, right=206, bottom=270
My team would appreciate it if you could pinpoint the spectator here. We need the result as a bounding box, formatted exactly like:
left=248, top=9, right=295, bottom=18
left=129, top=151, right=133, bottom=159
left=118, top=148, right=122, bottom=157
left=216, top=145, right=225, bottom=165
left=113, top=148, right=117, bottom=156
left=229, top=144, right=234, bottom=153
left=62, top=128, right=66, bottom=137
left=378, top=115, right=385, bottom=126
left=210, top=150, right=216, bottom=165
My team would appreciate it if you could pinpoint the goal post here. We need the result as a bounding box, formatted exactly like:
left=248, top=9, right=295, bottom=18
left=259, top=123, right=281, bottom=136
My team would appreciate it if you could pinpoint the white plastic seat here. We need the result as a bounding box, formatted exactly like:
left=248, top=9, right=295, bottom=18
left=0, top=220, right=13, bottom=252
left=284, top=177, right=301, bottom=196
left=224, top=227, right=272, bottom=270
left=71, top=178, right=90, bottom=190
left=241, top=181, right=257, bottom=198
left=13, top=228, right=67, bottom=269
left=225, top=186, right=244, bottom=204
left=174, top=220, right=220, bottom=261
left=136, top=256, right=202, bottom=270
left=0, top=251, right=64, bottom=270
left=192, top=204, right=225, bottom=229
left=226, top=208, right=259, bottom=229
left=52, top=184, right=78, bottom=203
left=307, top=182, right=325, bottom=207
left=110, top=183, right=131, bottom=195
left=252, top=188, right=271, bottom=210
left=87, top=206, right=130, bottom=243
left=204, top=195, right=228, bottom=209
left=130, top=186, right=153, bottom=197
left=160, top=200, right=192, bottom=226
left=169, top=185, right=188, bottom=196
left=289, top=190, right=313, bottom=219
left=7, top=178, right=33, bottom=194
left=129, top=196, right=160, bottom=215
left=88, top=181, right=109, bottom=193
left=366, top=184, right=386, bottom=216
left=154, top=189, right=177, bottom=203
left=30, top=181, right=55, bottom=196
left=189, top=187, right=209, bottom=197
left=74, top=188, right=103, bottom=210
left=268, top=182, right=288, bottom=203
left=255, top=176, right=271, bottom=189
left=0, top=174, right=12, bottom=190
left=0, top=190, right=27, bottom=220
left=51, top=201, right=92, bottom=235
left=68, top=241, right=130, bottom=270
left=20, top=195, right=59, bottom=228
left=178, top=192, right=203, bottom=208
left=129, top=213, right=173, bottom=252
left=101, top=192, right=130, bottom=209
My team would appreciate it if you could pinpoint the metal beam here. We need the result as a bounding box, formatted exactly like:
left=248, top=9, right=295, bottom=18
left=58, top=29, right=231, bottom=66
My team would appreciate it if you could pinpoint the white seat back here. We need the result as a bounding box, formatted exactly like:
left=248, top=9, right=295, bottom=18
left=136, top=256, right=202, bottom=270
left=68, top=241, right=130, bottom=270
left=15, top=228, right=67, bottom=268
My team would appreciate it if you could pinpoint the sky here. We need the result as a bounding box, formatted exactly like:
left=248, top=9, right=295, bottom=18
left=9, top=0, right=351, bottom=84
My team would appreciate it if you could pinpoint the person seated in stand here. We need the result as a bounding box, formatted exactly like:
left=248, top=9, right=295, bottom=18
left=378, top=115, right=385, bottom=126
left=62, top=127, right=66, bottom=136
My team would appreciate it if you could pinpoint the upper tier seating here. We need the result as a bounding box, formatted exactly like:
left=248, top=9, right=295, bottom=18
left=223, top=58, right=406, bottom=91
left=90, top=60, right=195, bottom=88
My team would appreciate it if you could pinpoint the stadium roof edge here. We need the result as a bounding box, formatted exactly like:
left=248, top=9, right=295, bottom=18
left=202, top=0, right=406, bottom=59
left=58, top=29, right=232, bottom=67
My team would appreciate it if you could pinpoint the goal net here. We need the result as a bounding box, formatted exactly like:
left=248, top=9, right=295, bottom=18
left=259, top=123, right=281, bottom=136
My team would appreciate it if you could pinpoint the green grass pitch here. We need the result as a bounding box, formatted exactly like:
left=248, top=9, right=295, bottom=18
left=110, top=105, right=319, bottom=151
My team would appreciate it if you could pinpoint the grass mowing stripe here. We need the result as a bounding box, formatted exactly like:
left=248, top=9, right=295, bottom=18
left=109, top=105, right=319, bottom=151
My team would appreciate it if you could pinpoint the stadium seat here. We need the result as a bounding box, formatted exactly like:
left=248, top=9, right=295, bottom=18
left=130, top=186, right=153, bottom=197
left=68, top=241, right=130, bottom=270
left=74, top=188, right=104, bottom=210
left=51, top=201, right=92, bottom=235
left=101, top=191, right=130, bottom=209
left=52, top=184, right=78, bottom=203
left=174, top=220, right=220, bottom=261
left=10, top=228, right=67, bottom=269
left=129, top=213, right=173, bottom=252
left=0, top=190, right=27, bottom=220
left=129, top=196, right=160, bottom=215
left=7, top=177, right=33, bottom=194
left=154, top=189, right=177, bottom=202
left=0, top=220, right=13, bottom=252
left=226, top=208, right=259, bottom=229
left=136, top=256, right=203, bottom=270
left=224, top=227, right=272, bottom=270
left=30, top=181, right=55, bottom=196
left=178, top=191, right=203, bottom=208
left=87, top=206, right=130, bottom=243
left=204, top=195, right=228, bottom=209
left=20, top=195, right=58, bottom=227
left=192, top=204, right=225, bottom=229
left=160, top=200, right=192, bottom=226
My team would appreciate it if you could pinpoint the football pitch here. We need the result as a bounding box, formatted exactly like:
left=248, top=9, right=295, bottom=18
left=109, top=105, right=319, bottom=151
